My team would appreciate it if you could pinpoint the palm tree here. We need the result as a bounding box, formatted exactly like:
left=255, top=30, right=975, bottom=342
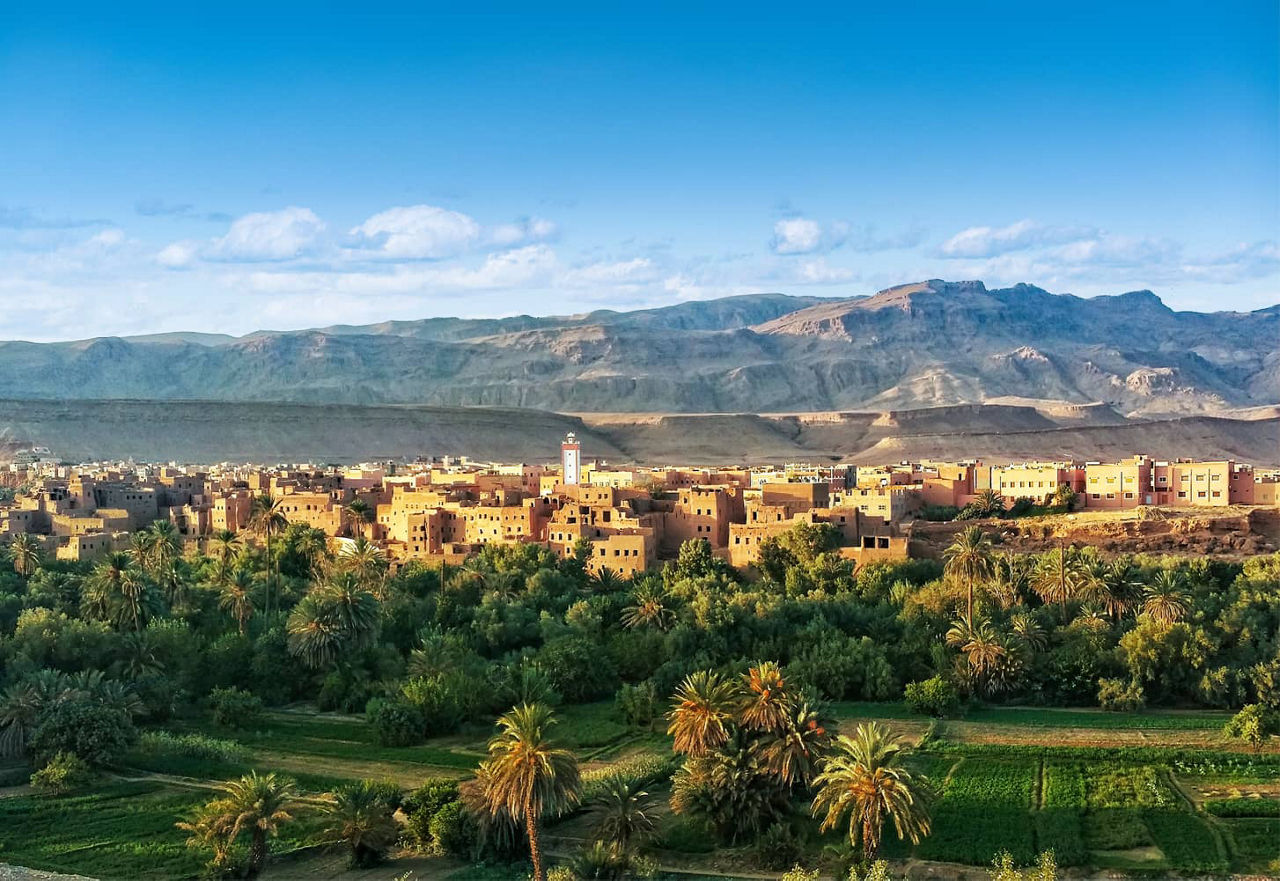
left=480, top=703, right=581, bottom=881
left=811, top=722, right=933, bottom=860
left=740, top=662, right=790, bottom=735
left=972, top=488, right=1006, bottom=519
left=342, top=498, right=374, bottom=539
left=339, top=537, right=388, bottom=597
left=667, top=670, right=739, bottom=756
left=1009, top=611, right=1047, bottom=654
left=286, top=575, right=379, bottom=669
left=987, top=552, right=1030, bottom=610
left=211, top=528, right=241, bottom=567
left=1087, top=557, right=1144, bottom=622
left=143, top=520, right=185, bottom=603
left=83, top=551, right=151, bottom=632
left=591, top=775, right=656, bottom=855
left=248, top=494, right=288, bottom=617
left=621, top=583, right=676, bottom=631
left=947, top=618, right=1007, bottom=694
left=764, top=699, right=834, bottom=788
left=8, top=533, right=42, bottom=577
left=180, top=772, right=302, bottom=877
left=943, top=526, right=993, bottom=626
left=292, top=527, right=331, bottom=581
left=0, top=680, right=45, bottom=758
left=322, top=780, right=400, bottom=867
left=219, top=568, right=256, bottom=636
left=1142, top=570, right=1189, bottom=626
left=590, top=566, right=626, bottom=593
left=1032, top=544, right=1084, bottom=616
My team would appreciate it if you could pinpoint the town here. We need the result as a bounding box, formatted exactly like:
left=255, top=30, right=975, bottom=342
left=4, top=434, right=1277, bottom=574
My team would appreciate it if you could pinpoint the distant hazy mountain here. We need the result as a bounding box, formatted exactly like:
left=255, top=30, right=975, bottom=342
left=2, top=281, right=1275, bottom=416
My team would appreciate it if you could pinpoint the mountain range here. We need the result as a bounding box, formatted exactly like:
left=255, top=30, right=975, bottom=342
left=2, top=280, right=1276, bottom=416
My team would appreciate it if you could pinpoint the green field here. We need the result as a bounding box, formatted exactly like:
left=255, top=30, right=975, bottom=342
left=3, top=701, right=1276, bottom=879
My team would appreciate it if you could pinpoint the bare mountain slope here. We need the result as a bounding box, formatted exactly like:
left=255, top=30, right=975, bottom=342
left=3, top=399, right=1276, bottom=466
left=0, top=280, right=1274, bottom=415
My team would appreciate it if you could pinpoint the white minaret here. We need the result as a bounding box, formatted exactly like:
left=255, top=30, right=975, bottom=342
left=561, top=432, right=581, bottom=486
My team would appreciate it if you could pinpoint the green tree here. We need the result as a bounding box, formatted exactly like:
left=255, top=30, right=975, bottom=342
left=322, top=779, right=401, bottom=867
left=8, top=533, right=43, bottom=577
left=810, top=722, right=932, bottom=860
left=667, top=670, right=739, bottom=756
left=248, top=494, right=288, bottom=617
left=1142, top=570, right=1189, bottom=626
left=218, top=568, right=256, bottom=636
left=591, top=775, right=656, bottom=855
left=180, top=772, right=302, bottom=877
left=943, top=526, right=993, bottom=626
left=478, top=703, right=581, bottom=881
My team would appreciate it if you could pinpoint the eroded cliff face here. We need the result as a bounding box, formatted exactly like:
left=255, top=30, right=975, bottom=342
left=0, top=281, right=1274, bottom=416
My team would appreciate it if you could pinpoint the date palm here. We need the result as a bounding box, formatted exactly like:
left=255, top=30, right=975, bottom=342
left=339, top=537, right=388, bottom=597
left=621, top=583, right=675, bottom=631
left=589, top=566, right=626, bottom=593
left=811, top=722, right=932, bottom=860
left=1087, top=557, right=1144, bottom=622
left=219, top=568, right=256, bottom=636
left=667, top=670, right=739, bottom=756
left=764, top=698, right=834, bottom=788
left=1032, top=544, right=1084, bottom=616
left=1142, top=570, right=1190, bottom=626
left=83, top=551, right=152, bottom=632
left=591, top=775, right=656, bottom=855
left=479, top=702, right=580, bottom=881
left=248, top=494, right=288, bottom=617
left=987, top=552, right=1030, bottom=610
left=142, top=520, right=185, bottom=603
left=341, top=498, right=373, bottom=539
left=740, top=661, right=790, bottom=735
left=8, top=533, right=42, bottom=577
left=182, top=772, right=302, bottom=877
left=321, top=780, right=400, bottom=868
left=286, top=573, right=379, bottom=669
left=1009, top=611, right=1047, bottom=654
left=943, top=526, right=993, bottom=626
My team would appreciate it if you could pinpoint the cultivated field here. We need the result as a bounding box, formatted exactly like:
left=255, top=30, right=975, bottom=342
left=1, top=701, right=1276, bottom=880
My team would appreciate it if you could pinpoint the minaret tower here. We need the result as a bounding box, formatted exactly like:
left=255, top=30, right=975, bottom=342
left=561, top=432, right=581, bottom=486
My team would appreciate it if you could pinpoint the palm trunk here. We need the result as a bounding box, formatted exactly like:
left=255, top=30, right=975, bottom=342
left=249, top=828, right=267, bottom=876
left=863, top=815, right=877, bottom=861
left=967, top=578, right=974, bottom=627
left=526, top=795, right=544, bottom=881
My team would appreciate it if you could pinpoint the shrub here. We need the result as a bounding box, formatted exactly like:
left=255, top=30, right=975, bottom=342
left=780, top=867, right=820, bottom=881
left=754, top=822, right=802, bottom=870
left=366, top=697, right=424, bottom=747
left=208, top=686, right=263, bottom=728
left=401, top=674, right=468, bottom=736
left=1097, top=678, right=1145, bottom=712
left=1203, top=797, right=1280, bottom=817
left=616, top=681, right=660, bottom=729
left=905, top=676, right=960, bottom=718
left=428, top=800, right=477, bottom=857
left=137, top=731, right=249, bottom=763
left=402, top=778, right=462, bottom=850
left=30, top=697, right=135, bottom=766
left=657, top=815, right=714, bottom=853
left=1223, top=703, right=1279, bottom=752
left=29, top=752, right=94, bottom=795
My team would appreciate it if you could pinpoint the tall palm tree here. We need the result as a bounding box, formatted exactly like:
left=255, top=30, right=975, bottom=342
left=739, top=662, right=790, bottom=735
left=811, top=722, right=933, bottom=860
left=339, top=537, right=388, bottom=598
left=1009, top=611, right=1047, bottom=654
left=1142, top=570, right=1189, bottom=626
left=943, top=526, right=993, bottom=626
left=972, top=488, right=1005, bottom=519
left=667, top=670, right=739, bottom=757
left=591, top=775, right=656, bottom=855
left=1086, top=557, right=1144, bottom=622
left=143, top=520, right=185, bottom=603
left=1032, top=544, right=1084, bottom=617
left=342, top=498, right=374, bottom=540
left=286, top=575, right=379, bottom=669
left=480, top=703, right=581, bottom=881
left=211, top=528, right=241, bottom=567
left=83, top=551, right=151, bottom=632
left=180, top=772, right=302, bottom=877
left=292, top=527, right=331, bottom=581
left=219, top=568, right=256, bottom=636
left=589, top=566, right=626, bottom=593
left=8, top=533, right=42, bottom=577
left=248, top=494, right=288, bottom=617
left=947, top=618, right=1007, bottom=694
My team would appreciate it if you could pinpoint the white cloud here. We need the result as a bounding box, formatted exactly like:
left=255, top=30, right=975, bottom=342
left=349, top=205, right=481, bottom=259
left=156, top=240, right=199, bottom=269
left=207, top=207, right=326, bottom=262
left=562, top=257, right=657, bottom=288
left=940, top=219, right=1096, bottom=258
left=794, top=258, right=855, bottom=284
left=771, top=218, right=824, bottom=254
left=489, top=216, right=558, bottom=248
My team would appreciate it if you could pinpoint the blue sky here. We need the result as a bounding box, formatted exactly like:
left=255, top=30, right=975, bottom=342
left=1, top=2, right=1276, bottom=340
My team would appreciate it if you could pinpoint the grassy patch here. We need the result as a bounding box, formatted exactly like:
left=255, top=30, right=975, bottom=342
left=1083, top=808, right=1151, bottom=850
left=1086, top=765, right=1175, bottom=809
left=1204, top=796, right=1280, bottom=817
left=832, top=702, right=1227, bottom=730
left=913, top=758, right=1037, bottom=864
left=1142, top=809, right=1228, bottom=873
left=1222, top=817, right=1280, bottom=871
left=0, top=781, right=207, bottom=880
